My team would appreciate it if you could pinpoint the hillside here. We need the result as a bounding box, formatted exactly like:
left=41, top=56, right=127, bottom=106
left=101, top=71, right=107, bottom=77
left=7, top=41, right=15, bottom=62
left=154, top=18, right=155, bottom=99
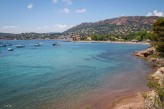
left=0, top=32, right=62, bottom=40
left=63, top=16, right=159, bottom=36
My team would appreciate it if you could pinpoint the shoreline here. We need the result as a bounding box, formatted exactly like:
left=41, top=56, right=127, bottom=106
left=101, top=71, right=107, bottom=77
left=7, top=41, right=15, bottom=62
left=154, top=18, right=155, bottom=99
left=75, top=40, right=150, bottom=45
left=109, top=47, right=157, bottom=109
left=110, top=93, right=147, bottom=109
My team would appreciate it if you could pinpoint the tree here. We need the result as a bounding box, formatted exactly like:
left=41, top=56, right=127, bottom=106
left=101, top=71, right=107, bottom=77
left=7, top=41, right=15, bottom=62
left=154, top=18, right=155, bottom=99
left=91, top=34, right=98, bottom=41
left=136, top=36, right=142, bottom=41
left=153, top=18, right=164, bottom=53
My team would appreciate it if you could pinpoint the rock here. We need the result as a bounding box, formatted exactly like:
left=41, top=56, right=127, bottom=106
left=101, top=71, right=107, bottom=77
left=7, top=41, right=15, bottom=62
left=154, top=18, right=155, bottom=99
left=145, top=90, right=157, bottom=109
left=149, top=58, right=157, bottom=62
left=133, top=51, right=144, bottom=57
left=154, top=67, right=164, bottom=79
left=133, top=47, right=155, bottom=58
left=151, top=67, right=164, bottom=86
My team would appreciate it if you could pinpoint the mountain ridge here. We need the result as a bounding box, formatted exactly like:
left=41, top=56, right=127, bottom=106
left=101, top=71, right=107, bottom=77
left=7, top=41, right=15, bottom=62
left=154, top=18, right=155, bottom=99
left=63, top=16, right=160, bottom=36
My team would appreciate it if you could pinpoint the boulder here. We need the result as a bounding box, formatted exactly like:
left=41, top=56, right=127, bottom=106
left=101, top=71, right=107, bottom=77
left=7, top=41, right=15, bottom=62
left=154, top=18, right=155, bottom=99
left=151, top=67, right=164, bottom=86
left=149, top=58, right=157, bottom=62
left=154, top=67, right=164, bottom=77
left=133, top=47, right=155, bottom=58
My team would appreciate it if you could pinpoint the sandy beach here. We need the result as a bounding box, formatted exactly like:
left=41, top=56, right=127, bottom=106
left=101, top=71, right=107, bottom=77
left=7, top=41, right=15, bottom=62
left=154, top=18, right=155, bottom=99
left=110, top=92, right=148, bottom=109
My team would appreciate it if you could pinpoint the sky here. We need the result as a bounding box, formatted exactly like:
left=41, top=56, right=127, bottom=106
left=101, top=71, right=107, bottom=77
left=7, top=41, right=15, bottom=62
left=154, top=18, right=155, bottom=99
left=0, top=0, right=164, bottom=33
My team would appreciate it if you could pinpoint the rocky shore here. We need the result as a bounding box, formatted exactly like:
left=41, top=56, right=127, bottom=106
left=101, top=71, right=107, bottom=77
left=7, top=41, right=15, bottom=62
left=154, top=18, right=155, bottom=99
left=133, top=47, right=164, bottom=109
left=133, top=47, right=164, bottom=67
left=112, top=47, right=164, bottom=109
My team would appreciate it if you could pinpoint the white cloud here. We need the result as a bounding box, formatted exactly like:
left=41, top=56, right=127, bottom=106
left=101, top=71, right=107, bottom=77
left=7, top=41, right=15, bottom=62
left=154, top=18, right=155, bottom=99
left=27, top=3, right=33, bottom=10
left=52, top=0, right=58, bottom=4
left=0, top=24, right=74, bottom=33
left=53, top=24, right=74, bottom=32
left=52, top=0, right=73, bottom=5
left=59, top=8, right=70, bottom=14
left=64, top=8, right=70, bottom=13
left=146, top=10, right=163, bottom=17
left=3, top=26, right=18, bottom=29
left=55, top=24, right=67, bottom=29
left=44, top=25, right=49, bottom=29
left=62, top=0, right=73, bottom=5
left=76, top=9, right=86, bottom=13
left=0, top=26, right=19, bottom=33
left=36, top=26, right=41, bottom=30
left=35, top=24, right=74, bottom=33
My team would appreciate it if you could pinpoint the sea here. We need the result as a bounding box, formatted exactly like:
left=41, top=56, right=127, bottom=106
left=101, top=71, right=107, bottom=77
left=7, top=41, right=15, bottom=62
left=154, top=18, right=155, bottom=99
left=0, top=40, right=152, bottom=109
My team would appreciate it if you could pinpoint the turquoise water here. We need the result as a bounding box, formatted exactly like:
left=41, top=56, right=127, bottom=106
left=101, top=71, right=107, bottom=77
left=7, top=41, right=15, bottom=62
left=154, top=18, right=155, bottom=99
left=0, top=40, right=151, bottom=109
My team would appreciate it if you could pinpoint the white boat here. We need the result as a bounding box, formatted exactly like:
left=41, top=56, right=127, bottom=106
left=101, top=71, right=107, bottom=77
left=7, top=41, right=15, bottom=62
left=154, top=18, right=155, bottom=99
left=34, top=43, right=41, bottom=46
left=16, top=45, right=25, bottom=48
left=7, top=48, right=14, bottom=51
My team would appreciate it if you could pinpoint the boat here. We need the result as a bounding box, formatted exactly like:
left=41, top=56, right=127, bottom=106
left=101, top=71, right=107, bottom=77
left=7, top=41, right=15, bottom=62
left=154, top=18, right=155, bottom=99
left=7, top=48, right=14, bottom=51
left=6, top=43, right=12, bottom=46
left=53, top=42, right=60, bottom=46
left=16, top=45, right=25, bottom=48
left=0, top=44, right=6, bottom=47
left=34, top=43, right=41, bottom=46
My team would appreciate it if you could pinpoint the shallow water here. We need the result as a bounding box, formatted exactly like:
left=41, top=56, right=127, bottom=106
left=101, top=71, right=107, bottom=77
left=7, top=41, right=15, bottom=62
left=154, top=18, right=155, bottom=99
left=0, top=40, right=151, bottom=109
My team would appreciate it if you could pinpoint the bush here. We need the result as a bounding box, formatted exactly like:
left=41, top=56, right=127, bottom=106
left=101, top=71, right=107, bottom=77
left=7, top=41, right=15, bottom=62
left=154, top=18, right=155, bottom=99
left=157, top=42, right=164, bottom=53
left=147, top=80, right=164, bottom=108
left=147, top=80, right=160, bottom=90
left=158, top=89, right=164, bottom=102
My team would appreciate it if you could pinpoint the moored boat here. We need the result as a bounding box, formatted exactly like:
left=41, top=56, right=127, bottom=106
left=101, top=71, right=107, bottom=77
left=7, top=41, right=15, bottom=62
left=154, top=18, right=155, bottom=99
left=0, top=44, right=6, bottom=47
left=53, top=42, right=60, bottom=46
left=6, top=43, right=12, bottom=46
left=16, top=45, right=25, bottom=48
left=7, top=48, right=14, bottom=51
left=34, top=43, right=41, bottom=46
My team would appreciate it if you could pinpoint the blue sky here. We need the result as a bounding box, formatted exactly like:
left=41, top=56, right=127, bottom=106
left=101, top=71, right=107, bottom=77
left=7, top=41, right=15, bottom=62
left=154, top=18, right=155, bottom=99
left=0, top=0, right=164, bottom=33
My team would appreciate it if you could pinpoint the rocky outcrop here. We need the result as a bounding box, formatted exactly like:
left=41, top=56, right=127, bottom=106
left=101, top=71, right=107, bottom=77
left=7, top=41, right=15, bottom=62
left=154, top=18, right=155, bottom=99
left=133, top=47, right=164, bottom=109
left=144, top=67, right=164, bottom=109
left=133, top=47, right=155, bottom=58
left=151, top=67, right=164, bottom=86
left=150, top=58, right=164, bottom=67
left=133, top=47, right=164, bottom=67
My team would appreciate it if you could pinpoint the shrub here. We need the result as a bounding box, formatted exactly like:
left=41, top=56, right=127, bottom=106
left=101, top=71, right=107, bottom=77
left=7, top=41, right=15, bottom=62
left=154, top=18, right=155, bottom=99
left=157, top=42, right=164, bottom=54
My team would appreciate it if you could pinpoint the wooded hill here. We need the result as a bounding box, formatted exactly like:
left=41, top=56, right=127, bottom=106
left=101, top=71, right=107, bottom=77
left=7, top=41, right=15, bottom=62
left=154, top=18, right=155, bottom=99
left=63, top=16, right=160, bottom=36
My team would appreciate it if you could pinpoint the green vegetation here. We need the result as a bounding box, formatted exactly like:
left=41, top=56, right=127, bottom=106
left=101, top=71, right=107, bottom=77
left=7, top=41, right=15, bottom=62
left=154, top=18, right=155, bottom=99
left=147, top=80, right=164, bottom=107
left=64, top=16, right=159, bottom=39
left=150, top=52, right=160, bottom=58
left=90, top=30, right=152, bottom=41
left=152, top=18, right=164, bottom=55
left=0, top=32, right=61, bottom=40
left=125, top=30, right=149, bottom=41
left=91, top=34, right=106, bottom=41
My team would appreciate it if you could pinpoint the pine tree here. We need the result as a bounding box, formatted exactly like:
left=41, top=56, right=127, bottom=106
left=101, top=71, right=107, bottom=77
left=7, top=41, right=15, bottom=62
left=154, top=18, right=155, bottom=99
left=153, top=18, right=164, bottom=54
